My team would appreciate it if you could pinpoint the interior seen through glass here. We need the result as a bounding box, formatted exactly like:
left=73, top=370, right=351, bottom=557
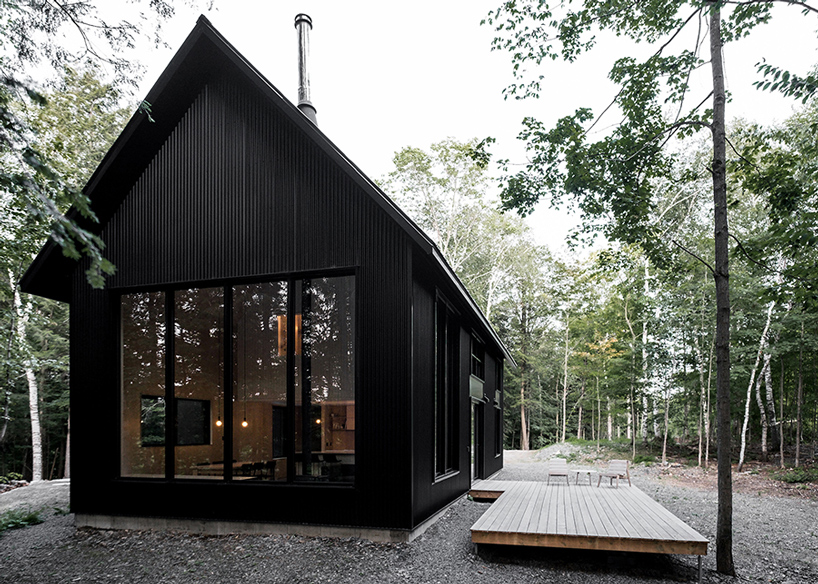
left=120, top=292, right=166, bottom=478
left=120, top=276, right=355, bottom=483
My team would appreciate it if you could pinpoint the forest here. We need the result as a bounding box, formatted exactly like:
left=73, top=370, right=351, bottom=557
left=383, top=127, right=817, bottom=472
left=0, top=2, right=816, bottom=493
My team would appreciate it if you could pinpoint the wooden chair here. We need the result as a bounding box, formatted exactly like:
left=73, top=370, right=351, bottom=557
left=597, top=459, right=631, bottom=487
left=547, top=458, right=570, bottom=485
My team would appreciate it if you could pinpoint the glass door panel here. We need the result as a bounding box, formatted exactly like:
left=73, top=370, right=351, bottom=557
left=174, top=287, right=224, bottom=479
left=294, top=276, right=355, bottom=483
left=232, top=281, right=289, bottom=481
left=120, top=292, right=166, bottom=478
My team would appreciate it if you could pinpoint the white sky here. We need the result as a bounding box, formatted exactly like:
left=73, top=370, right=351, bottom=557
left=128, top=1, right=818, bottom=252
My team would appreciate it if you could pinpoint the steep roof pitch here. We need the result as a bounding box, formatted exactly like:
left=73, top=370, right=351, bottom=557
left=20, top=15, right=512, bottom=363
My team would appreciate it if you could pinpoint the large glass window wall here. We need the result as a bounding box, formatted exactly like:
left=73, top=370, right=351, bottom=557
left=119, top=274, right=355, bottom=484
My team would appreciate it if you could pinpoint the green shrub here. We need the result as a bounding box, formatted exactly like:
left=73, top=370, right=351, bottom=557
left=0, top=472, right=23, bottom=484
left=633, top=454, right=656, bottom=465
left=565, top=438, right=594, bottom=446
left=775, top=467, right=818, bottom=484
left=0, top=508, right=44, bottom=535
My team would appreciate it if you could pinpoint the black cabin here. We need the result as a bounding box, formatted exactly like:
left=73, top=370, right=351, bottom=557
left=21, top=16, right=509, bottom=541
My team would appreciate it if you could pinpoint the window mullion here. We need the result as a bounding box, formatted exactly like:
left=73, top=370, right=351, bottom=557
left=165, top=291, right=175, bottom=480
left=286, top=277, right=296, bottom=482
left=224, top=285, right=233, bottom=481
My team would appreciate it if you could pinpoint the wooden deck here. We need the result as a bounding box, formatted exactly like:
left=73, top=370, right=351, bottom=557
left=470, top=480, right=708, bottom=556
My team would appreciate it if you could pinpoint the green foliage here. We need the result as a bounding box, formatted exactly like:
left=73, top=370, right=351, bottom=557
left=0, top=472, right=23, bottom=484
left=0, top=507, right=43, bottom=535
left=774, top=467, right=818, bottom=484
left=1, top=64, right=125, bottom=479
left=633, top=454, right=656, bottom=465
left=0, top=1, right=210, bottom=288
left=755, top=62, right=818, bottom=103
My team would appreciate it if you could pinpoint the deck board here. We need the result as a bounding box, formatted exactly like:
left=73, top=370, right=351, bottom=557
left=470, top=480, right=708, bottom=556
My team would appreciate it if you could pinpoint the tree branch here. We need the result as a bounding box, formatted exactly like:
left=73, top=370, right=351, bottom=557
left=671, top=238, right=716, bottom=276
left=723, top=0, right=818, bottom=15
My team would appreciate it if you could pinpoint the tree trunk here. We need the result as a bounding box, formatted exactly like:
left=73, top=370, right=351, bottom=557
left=780, top=357, right=785, bottom=468
left=709, top=4, right=735, bottom=575
left=596, top=377, right=602, bottom=452
left=641, top=260, right=650, bottom=445
left=696, top=338, right=706, bottom=467
left=763, top=353, right=779, bottom=451
left=653, top=399, right=661, bottom=440
left=738, top=300, right=774, bottom=472
left=555, top=377, right=560, bottom=443
left=13, top=283, right=43, bottom=483
left=64, top=412, right=71, bottom=479
left=561, top=312, right=569, bottom=443
left=607, top=397, right=613, bottom=441
left=577, top=373, right=586, bottom=439
left=641, top=394, right=649, bottom=443
left=1, top=271, right=17, bottom=446
left=520, top=302, right=530, bottom=451
left=755, top=359, right=770, bottom=460
left=662, top=386, right=670, bottom=466
left=796, top=319, right=804, bottom=467
left=705, top=335, right=714, bottom=469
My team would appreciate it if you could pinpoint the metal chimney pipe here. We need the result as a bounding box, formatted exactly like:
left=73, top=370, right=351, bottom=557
left=295, top=13, right=317, bottom=124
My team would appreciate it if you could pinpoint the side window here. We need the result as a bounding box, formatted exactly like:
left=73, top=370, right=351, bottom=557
left=434, top=295, right=458, bottom=477
left=470, top=339, right=485, bottom=380
left=495, top=365, right=503, bottom=457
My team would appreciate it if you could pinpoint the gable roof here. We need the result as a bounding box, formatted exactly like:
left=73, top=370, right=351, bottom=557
left=20, top=15, right=513, bottom=364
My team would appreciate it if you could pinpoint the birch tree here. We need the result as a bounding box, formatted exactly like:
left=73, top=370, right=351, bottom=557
left=11, top=276, right=42, bottom=481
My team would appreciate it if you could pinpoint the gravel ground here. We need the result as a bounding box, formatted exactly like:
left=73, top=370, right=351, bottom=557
left=1, top=451, right=816, bottom=584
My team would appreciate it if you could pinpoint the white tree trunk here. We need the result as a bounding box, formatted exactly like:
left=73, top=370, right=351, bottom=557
left=662, top=387, right=670, bottom=466
left=64, top=412, right=70, bottom=479
left=13, top=280, right=42, bottom=483
left=737, top=300, right=775, bottom=472
left=653, top=399, right=661, bottom=439
left=754, top=358, right=770, bottom=459
left=763, top=352, right=778, bottom=435
left=607, top=397, right=613, bottom=440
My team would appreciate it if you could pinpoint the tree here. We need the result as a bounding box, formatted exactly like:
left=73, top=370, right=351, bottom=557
left=0, top=0, right=209, bottom=287
left=1, top=65, right=129, bottom=479
left=480, top=1, right=818, bottom=574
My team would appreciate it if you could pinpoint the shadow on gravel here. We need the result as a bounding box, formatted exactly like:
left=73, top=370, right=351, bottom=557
left=475, top=544, right=699, bottom=582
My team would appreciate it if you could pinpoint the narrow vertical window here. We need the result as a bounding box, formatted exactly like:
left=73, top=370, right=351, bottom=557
left=434, top=296, right=458, bottom=477
left=495, top=364, right=503, bottom=457
left=232, top=281, right=288, bottom=481
left=120, top=291, right=166, bottom=477
left=294, top=276, right=356, bottom=482
left=174, top=287, right=224, bottom=478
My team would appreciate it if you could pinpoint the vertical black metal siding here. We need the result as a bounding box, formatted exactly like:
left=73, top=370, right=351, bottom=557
left=69, top=267, right=119, bottom=516
left=410, top=255, right=472, bottom=528
left=86, top=71, right=414, bottom=530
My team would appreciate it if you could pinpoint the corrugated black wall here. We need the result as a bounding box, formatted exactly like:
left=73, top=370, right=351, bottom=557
left=69, top=69, right=415, bottom=530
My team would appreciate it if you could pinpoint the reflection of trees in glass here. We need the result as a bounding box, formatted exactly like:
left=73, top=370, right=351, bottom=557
left=174, top=288, right=223, bottom=399
left=302, top=277, right=355, bottom=404
left=122, top=292, right=165, bottom=393
left=234, top=281, right=288, bottom=402
left=140, top=396, right=165, bottom=446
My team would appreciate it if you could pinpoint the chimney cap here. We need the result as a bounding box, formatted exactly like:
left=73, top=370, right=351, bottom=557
left=294, top=13, right=312, bottom=28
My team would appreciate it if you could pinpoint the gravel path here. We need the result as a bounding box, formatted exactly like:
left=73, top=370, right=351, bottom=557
left=1, top=453, right=816, bottom=584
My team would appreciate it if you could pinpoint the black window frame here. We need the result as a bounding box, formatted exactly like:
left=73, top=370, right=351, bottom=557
left=434, top=292, right=459, bottom=479
left=117, top=269, right=357, bottom=485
